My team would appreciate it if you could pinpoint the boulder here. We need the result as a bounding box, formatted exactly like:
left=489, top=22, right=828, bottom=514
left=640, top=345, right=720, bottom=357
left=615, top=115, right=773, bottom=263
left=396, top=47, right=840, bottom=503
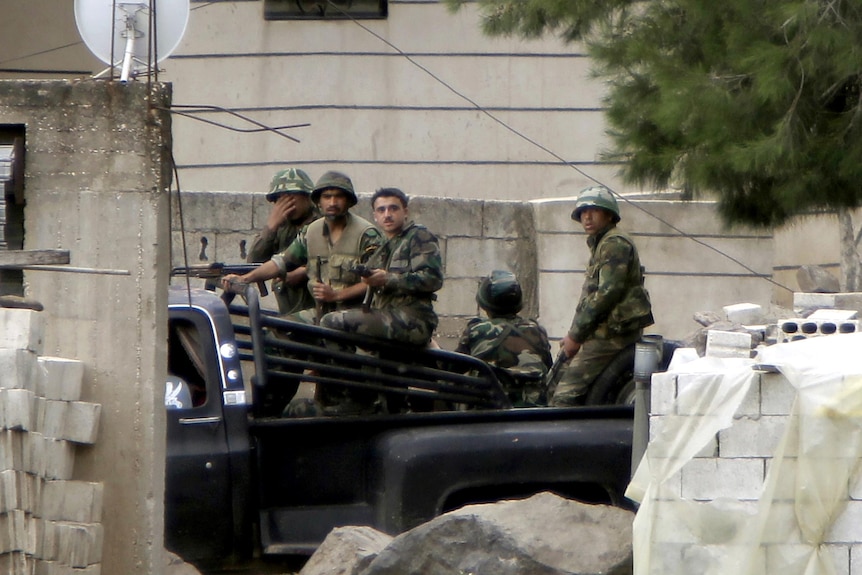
left=360, top=492, right=634, bottom=575
left=300, top=526, right=393, bottom=575
left=797, top=264, right=840, bottom=293
left=165, top=551, right=201, bottom=575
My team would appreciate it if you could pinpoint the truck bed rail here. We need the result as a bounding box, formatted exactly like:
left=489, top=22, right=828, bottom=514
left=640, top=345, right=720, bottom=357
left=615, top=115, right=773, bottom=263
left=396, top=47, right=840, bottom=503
left=227, top=287, right=512, bottom=414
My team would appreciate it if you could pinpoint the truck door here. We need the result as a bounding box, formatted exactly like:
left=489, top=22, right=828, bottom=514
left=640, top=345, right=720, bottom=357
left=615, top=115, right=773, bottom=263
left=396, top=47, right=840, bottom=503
left=165, top=308, right=235, bottom=561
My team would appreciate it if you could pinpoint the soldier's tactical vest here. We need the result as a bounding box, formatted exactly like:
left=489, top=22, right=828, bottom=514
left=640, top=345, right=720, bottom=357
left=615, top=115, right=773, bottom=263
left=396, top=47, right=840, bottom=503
left=305, top=214, right=376, bottom=299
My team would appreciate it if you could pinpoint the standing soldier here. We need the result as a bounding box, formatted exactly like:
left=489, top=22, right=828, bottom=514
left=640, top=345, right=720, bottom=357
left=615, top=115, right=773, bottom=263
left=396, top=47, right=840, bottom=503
left=456, top=270, right=552, bottom=407
left=321, top=187, right=443, bottom=347
left=246, top=168, right=320, bottom=315
left=549, top=185, right=654, bottom=407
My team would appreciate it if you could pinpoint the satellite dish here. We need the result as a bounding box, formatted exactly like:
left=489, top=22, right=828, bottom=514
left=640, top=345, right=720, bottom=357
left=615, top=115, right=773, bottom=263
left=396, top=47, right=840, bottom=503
left=74, top=0, right=190, bottom=82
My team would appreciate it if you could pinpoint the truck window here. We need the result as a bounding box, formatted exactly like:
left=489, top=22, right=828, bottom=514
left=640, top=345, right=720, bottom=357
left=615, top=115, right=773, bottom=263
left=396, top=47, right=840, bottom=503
left=169, top=317, right=209, bottom=407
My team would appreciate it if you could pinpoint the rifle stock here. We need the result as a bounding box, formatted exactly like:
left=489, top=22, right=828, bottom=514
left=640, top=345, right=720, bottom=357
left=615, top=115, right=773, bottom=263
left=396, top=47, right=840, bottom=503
left=171, top=262, right=269, bottom=297
left=544, top=350, right=569, bottom=401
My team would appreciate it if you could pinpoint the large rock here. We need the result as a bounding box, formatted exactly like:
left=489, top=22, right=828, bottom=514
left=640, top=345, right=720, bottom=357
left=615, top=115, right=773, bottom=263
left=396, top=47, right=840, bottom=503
left=300, top=526, right=394, bottom=575
left=361, top=492, right=634, bottom=575
left=797, top=264, right=840, bottom=293
left=165, top=551, right=201, bottom=575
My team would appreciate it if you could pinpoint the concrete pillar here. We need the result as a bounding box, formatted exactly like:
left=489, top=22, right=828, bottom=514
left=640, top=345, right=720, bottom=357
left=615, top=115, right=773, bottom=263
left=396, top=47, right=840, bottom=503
left=0, top=79, right=171, bottom=575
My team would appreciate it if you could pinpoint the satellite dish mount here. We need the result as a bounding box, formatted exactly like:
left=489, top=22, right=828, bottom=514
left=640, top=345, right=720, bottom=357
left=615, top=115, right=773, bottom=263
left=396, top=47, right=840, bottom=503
left=75, top=0, right=190, bottom=82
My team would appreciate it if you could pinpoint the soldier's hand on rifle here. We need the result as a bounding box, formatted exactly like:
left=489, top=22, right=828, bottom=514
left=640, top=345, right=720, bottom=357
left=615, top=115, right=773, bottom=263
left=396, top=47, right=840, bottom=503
left=311, top=281, right=338, bottom=303
left=361, top=268, right=387, bottom=288
left=220, top=273, right=246, bottom=291
left=561, top=334, right=581, bottom=359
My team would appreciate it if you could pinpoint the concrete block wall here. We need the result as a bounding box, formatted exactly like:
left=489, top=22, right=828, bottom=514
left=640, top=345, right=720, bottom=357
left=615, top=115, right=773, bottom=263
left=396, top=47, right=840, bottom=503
left=173, top=192, right=798, bottom=346
left=0, top=306, right=103, bottom=574
left=647, top=368, right=862, bottom=575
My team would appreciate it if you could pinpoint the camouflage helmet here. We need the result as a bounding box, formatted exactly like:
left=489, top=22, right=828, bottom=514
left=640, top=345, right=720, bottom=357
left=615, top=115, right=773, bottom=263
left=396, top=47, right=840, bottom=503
left=311, top=170, right=357, bottom=207
left=266, top=168, right=314, bottom=202
left=476, top=270, right=523, bottom=315
left=571, top=185, right=621, bottom=223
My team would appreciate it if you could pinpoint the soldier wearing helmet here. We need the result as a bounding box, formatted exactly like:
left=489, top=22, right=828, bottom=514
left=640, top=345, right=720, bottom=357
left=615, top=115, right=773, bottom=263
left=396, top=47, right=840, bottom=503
left=549, top=185, right=654, bottom=407
left=247, top=168, right=321, bottom=315
left=456, top=270, right=552, bottom=407
left=227, top=170, right=382, bottom=325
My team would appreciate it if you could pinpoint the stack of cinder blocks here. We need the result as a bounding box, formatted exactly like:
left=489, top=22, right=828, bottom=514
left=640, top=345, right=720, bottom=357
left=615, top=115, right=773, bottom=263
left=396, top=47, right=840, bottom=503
left=648, top=368, right=861, bottom=573
left=0, top=306, right=103, bottom=574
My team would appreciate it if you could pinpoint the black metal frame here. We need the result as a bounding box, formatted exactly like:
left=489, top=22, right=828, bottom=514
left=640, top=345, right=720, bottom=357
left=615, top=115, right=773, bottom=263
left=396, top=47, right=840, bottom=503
left=229, top=287, right=512, bottom=414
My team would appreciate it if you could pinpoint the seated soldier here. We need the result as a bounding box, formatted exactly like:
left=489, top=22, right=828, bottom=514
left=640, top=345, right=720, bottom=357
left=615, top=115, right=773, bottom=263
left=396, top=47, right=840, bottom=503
left=456, top=270, right=553, bottom=407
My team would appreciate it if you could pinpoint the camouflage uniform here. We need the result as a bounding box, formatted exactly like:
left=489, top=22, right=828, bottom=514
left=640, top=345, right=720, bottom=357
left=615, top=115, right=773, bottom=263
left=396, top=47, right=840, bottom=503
left=456, top=315, right=552, bottom=407
left=321, top=221, right=443, bottom=346
left=247, top=206, right=321, bottom=315
left=551, top=225, right=654, bottom=406
left=271, top=213, right=382, bottom=323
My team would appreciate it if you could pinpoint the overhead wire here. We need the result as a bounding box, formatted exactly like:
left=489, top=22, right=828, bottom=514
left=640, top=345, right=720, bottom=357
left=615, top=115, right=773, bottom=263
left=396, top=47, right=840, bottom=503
left=324, top=0, right=794, bottom=294
left=3, top=0, right=791, bottom=294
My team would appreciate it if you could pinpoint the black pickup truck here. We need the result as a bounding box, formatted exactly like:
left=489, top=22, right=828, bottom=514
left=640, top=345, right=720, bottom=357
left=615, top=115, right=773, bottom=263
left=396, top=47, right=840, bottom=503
left=164, top=284, right=638, bottom=567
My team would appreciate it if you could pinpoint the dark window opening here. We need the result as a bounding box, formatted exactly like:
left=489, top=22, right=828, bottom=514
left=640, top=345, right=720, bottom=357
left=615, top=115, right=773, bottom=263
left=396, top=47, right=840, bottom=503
left=0, top=126, right=25, bottom=297
left=264, top=0, right=387, bottom=20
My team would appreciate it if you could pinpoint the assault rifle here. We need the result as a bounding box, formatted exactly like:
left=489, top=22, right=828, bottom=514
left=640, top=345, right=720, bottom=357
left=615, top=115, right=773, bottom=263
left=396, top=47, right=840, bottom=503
left=350, top=264, right=375, bottom=312
left=171, top=262, right=269, bottom=297
left=544, top=350, right=569, bottom=401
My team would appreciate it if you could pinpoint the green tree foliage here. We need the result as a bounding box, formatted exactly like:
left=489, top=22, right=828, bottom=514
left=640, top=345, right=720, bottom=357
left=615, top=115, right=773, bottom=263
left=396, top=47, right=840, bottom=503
left=448, top=0, right=862, bottom=228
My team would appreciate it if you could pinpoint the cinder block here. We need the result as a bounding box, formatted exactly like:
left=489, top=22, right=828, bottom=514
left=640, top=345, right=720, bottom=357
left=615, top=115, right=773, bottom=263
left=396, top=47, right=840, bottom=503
left=0, top=508, right=27, bottom=553
left=761, top=372, right=796, bottom=415
left=55, top=521, right=104, bottom=568
left=0, top=549, right=32, bottom=575
left=62, top=403, right=101, bottom=445
left=37, top=357, right=84, bottom=402
left=3, top=388, right=36, bottom=431
left=723, top=302, right=763, bottom=325
left=0, top=469, right=40, bottom=514
left=794, top=292, right=862, bottom=315
left=0, top=430, right=27, bottom=472
left=674, top=367, right=760, bottom=417
left=828, top=500, right=862, bottom=543
left=719, top=415, right=789, bottom=458
left=649, top=415, right=718, bottom=459
left=680, top=457, right=765, bottom=501
left=650, top=372, right=677, bottom=415
left=705, top=330, right=752, bottom=358
left=0, top=349, right=39, bottom=391
left=0, top=307, right=45, bottom=354
left=777, top=318, right=859, bottom=342
left=851, top=545, right=862, bottom=575
left=41, top=481, right=103, bottom=524
left=39, top=400, right=67, bottom=440
left=40, top=438, right=76, bottom=481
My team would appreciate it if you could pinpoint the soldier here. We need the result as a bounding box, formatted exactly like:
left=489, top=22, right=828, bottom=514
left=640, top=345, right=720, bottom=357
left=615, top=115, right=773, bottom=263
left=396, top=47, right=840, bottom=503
left=549, top=185, right=654, bottom=407
left=321, top=187, right=443, bottom=347
left=223, top=170, right=382, bottom=323
left=456, top=270, right=552, bottom=407
left=246, top=168, right=321, bottom=315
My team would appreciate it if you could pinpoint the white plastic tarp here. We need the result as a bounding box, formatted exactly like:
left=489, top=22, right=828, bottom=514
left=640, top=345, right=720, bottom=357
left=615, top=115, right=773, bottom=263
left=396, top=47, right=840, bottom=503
left=628, top=334, right=862, bottom=575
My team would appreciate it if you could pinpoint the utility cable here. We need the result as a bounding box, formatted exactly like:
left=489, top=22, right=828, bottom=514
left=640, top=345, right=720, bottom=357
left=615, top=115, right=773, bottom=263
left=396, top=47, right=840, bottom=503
left=328, top=0, right=794, bottom=294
